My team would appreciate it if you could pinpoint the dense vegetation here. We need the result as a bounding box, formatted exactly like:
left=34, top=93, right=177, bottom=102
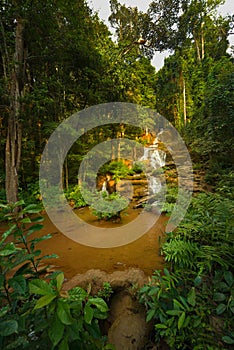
left=0, top=0, right=233, bottom=349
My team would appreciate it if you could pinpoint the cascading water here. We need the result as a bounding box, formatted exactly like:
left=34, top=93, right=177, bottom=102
left=141, top=147, right=166, bottom=169
left=139, top=140, right=166, bottom=206
left=102, top=181, right=107, bottom=192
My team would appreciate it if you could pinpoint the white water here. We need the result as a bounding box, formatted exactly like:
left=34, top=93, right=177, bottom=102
left=102, top=181, right=107, bottom=192
left=140, top=144, right=166, bottom=202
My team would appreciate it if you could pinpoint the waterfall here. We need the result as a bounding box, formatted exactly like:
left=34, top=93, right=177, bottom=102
left=102, top=181, right=107, bottom=192
left=139, top=143, right=166, bottom=206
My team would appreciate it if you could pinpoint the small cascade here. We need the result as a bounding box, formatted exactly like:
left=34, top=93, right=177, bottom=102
left=139, top=143, right=166, bottom=206
left=149, top=176, right=162, bottom=195
left=102, top=181, right=107, bottom=192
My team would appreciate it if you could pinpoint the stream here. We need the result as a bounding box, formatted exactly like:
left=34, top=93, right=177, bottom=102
left=28, top=207, right=167, bottom=279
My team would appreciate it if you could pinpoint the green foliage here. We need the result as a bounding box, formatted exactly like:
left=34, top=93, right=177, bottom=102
left=215, top=170, right=234, bottom=200
left=0, top=201, right=111, bottom=349
left=131, top=162, right=144, bottom=174
left=28, top=274, right=109, bottom=349
left=139, top=192, right=234, bottom=349
left=19, top=182, right=42, bottom=206
left=65, top=185, right=87, bottom=208
left=90, top=191, right=128, bottom=221
left=98, top=161, right=131, bottom=183
left=138, top=269, right=215, bottom=349
left=97, top=282, right=113, bottom=301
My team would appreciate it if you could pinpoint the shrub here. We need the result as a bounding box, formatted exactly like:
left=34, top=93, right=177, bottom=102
left=138, top=269, right=217, bottom=349
left=98, top=161, right=131, bottom=182
left=138, top=192, right=234, bottom=348
left=0, top=201, right=112, bottom=349
left=65, top=185, right=87, bottom=208
left=90, top=191, right=128, bottom=221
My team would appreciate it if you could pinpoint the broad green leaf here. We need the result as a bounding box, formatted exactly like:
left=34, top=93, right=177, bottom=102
left=166, top=310, right=181, bottom=316
left=49, top=316, right=64, bottom=346
left=84, top=304, right=94, bottom=324
left=222, top=335, right=234, bottom=344
left=218, top=282, right=230, bottom=292
left=22, top=204, right=41, bottom=214
left=224, top=271, right=233, bottom=287
left=155, top=324, right=167, bottom=329
left=178, top=311, right=186, bottom=329
left=148, top=286, right=159, bottom=296
left=183, top=315, right=191, bottom=328
left=0, top=225, right=17, bottom=244
left=173, top=299, right=185, bottom=311
left=139, top=286, right=149, bottom=293
left=0, top=320, right=18, bottom=336
left=88, top=297, right=108, bottom=312
left=0, top=242, right=18, bottom=256
left=27, top=224, right=44, bottom=235
left=146, top=308, right=156, bottom=322
left=57, top=300, right=73, bottom=325
left=164, top=268, right=170, bottom=277
left=187, top=287, right=196, bottom=306
left=29, top=279, right=54, bottom=296
left=14, top=200, right=25, bottom=208
left=39, top=253, right=58, bottom=260
left=30, top=234, right=52, bottom=246
left=68, top=286, right=87, bottom=301
left=56, top=273, right=64, bottom=292
left=179, top=296, right=189, bottom=310
left=216, top=303, right=226, bottom=315
left=0, top=203, right=8, bottom=208
left=230, top=300, right=234, bottom=314
left=34, top=294, right=56, bottom=309
left=0, top=305, right=10, bottom=317
left=31, top=216, right=44, bottom=222
left=63, top=320, right=81, bottom=341
left=20, top=217, right=31, bottom=224
left=58, top=337, right=69, bottom=350
left=3, top=336, right=29, bottom=348
left=10, top=253, right=34, bottom=270
left=213, top=292, right=226, bottom=302
left=32, top=249, right=41, bottom=256
left=8, top=275, right=27, bottom=295
left=93, top=309, right=108, bottom=319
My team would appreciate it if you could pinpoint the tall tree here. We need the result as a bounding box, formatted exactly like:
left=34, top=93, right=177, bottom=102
left=0, top=0, right=114, bottom=200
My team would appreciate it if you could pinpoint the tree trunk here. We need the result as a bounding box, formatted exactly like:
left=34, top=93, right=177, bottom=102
left=193, top=31, right=201, bottom=62
left=201, top=21, right=205, bottom=60
left=5, top=18, right=25, bottom=203
left=183, top=77, right=187, bottom=126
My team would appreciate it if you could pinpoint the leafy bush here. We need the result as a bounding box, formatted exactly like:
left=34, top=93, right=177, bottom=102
left=97, top=282, right=113, bottom=301
left=0, top=201, right=112, bottom=349
left=138, top=269, right=216, bottom=349
left=139, top=192, right=234, bottom=349
left=65, top=185, right=87, bottom=208
left=90, top=191, right=128, bottom=221
left=215, top=170, right=234, bottom=200
left=98, top=161, right=131, bottom=182
left=131, top=162, right=144, bottom=174
left=19, top=182, right=42, bottom=206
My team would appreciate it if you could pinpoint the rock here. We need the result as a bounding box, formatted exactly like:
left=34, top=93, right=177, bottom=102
left=63, top=268, right=149, bottom=294
left=108, top=290, right=151, bottom=350
left=108, top=291, right=136, bottom=323
left=63, top=269, right=151, bottom=349
left=108, top=312, right=147, bottom=350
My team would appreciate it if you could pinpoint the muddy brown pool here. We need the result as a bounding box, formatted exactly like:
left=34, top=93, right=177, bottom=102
left=1, top=207, right=168, bottom=279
